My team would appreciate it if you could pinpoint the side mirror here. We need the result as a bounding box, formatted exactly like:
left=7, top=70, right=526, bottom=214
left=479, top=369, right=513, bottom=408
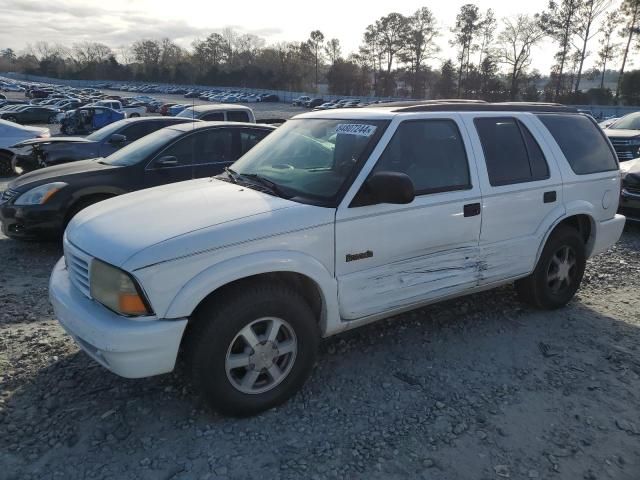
left=354, top=171, right=415, bottom=206
left=155, top=155, right=179, bottom=168
left=109, top=133, right=126, bottom=144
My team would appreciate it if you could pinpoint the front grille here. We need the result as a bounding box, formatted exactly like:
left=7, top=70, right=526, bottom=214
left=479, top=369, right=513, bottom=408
left=0, top=188, right=19, bottom=204
left=609, top=139, right=639, bottom=161
left=64, top=241, right=92, bottom=299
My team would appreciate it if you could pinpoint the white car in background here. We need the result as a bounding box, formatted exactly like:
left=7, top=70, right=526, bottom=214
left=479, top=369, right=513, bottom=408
left=0, top=119, right=49, bottom=176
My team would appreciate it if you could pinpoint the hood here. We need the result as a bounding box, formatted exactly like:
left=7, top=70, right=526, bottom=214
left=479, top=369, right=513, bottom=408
left=9, top=159, right=115, bottom=190
left=11, top=136, right=91, bottom=148
left=604, top=129, right=640, bottom=139
left=67, top=178, right=332, bottom=270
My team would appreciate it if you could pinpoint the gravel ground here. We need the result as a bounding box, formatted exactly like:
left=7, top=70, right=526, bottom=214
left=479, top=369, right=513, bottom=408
left=0, top=194, right=639, bottom=480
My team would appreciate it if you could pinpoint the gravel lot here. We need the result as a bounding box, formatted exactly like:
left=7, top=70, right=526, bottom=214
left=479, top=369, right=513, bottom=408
left=1, top=96, right=640, bottom=479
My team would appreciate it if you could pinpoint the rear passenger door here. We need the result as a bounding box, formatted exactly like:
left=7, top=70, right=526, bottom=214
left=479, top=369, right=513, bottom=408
left=335, top=116, right=482, bottom=320
left=463, top=114, right=564, bottom=284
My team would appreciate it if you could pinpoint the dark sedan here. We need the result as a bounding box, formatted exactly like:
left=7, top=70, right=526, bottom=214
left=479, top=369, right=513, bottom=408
left=11, top=116, right=199, bottom=175
left=0, top=106, right=60, bottom=124
left=0, top=122, right=275, bottom=239
left=620, top=160, right=640, bottom=222
left=604, top=112, right=640, bottom=162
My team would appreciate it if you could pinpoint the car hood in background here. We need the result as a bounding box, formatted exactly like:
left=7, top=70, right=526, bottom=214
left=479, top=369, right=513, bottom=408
left=9, top=159, right=114, bottom=190
left=11, top=136, right=91, bottom=148
left=66, top=178, right=333, bottom=270
left=604, top=129, right=640, bottom=139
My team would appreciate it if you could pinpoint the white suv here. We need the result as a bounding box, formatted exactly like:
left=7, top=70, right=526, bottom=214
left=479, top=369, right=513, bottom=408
left=50, top=102, right=625, bottom=416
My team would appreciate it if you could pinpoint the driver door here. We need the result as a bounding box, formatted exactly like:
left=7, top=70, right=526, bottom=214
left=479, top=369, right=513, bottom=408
left=144, top=131, right=201, bottom=187
left=335, top=116, right=483, bottom=320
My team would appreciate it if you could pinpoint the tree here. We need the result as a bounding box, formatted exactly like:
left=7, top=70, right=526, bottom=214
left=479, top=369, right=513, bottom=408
left=499, top=15, right=545, bottom=100
left=620, top=69, right=640, bottom=103
left=434, top=59, right=457, bottom=98
left=478, top=9, right=497, bottom=66
left=597, top=10, right=620, bottom=88
left=400, top=7, right=439, bottom=98
left=573, top=0, right=611, bottom=94
left=324, top=38, right=342, bottom=64
left=539, top=0, right=581, bottom=98
left=1, top=48, right=16, bottom=61
left=308, top=30, right=325, bottom=86
left=371, top=13, right=410, bottom=95
left=451, top=4, right=484, bottom=96
left=617, top=0, right=640, bottom=100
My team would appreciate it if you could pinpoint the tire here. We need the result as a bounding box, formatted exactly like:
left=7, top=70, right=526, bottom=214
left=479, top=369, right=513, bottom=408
left=129, top=113, right=140, bottom=118
left=0, top=151, right=14, bottom=177
left=5, top=116, right=17, bottom=123
left=63, top=195, right=112, bottom=231
left=515, top=225, right=586, bottom=309
left=186, top=282, right=319, bottom=416
left=48, top=115, right=57, bottom=124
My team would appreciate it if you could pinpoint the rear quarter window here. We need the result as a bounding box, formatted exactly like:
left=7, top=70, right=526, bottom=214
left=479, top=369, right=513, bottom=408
left=537, top=114, right=618, bottom=174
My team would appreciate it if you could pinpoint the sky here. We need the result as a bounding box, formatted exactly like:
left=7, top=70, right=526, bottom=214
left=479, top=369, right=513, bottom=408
left=0, top=0, right=627, bottom=74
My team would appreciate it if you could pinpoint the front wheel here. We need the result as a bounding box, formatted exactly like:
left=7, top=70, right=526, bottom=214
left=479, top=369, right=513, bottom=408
left=187, top=283, right=319, bottom=416
left=48, top=115, right=57, bottom=124
left=515, top=225, right=586, bottom=309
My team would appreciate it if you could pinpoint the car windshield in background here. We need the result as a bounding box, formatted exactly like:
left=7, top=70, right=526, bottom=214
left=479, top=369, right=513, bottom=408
left=102, top=127, right=183, bottom=167
left=609, top=113, right=640, bottom=130
left=86, top=119, right=128, bottom=142
left=230, top=118, right=387, bottom=205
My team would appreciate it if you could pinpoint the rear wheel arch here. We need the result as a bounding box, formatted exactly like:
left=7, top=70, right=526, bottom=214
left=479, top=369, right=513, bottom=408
left=538, top=213, right=594, bottom=262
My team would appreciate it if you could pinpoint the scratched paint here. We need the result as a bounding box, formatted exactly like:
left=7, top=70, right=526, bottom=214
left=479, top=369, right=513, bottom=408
left=338, top=246, right=479, bottom=319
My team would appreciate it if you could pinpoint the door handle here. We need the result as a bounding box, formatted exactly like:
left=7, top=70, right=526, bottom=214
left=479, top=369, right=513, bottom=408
left=543, top=191, right=557, bottom=203
left=463, top=203, right=481, bottom=217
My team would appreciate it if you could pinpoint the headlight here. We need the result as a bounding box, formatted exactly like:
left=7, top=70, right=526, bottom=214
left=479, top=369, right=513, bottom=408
left=14, top=182, right=67, bottom=205
left=90, top=259, right=152, bottom=316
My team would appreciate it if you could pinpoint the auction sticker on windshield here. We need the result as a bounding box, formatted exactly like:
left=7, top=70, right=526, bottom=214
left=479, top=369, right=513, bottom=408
left=335, top=124, right=377, bottom=137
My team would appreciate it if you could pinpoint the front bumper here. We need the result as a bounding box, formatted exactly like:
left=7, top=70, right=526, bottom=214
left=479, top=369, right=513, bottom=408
left=619, top=188, right=640, bottom=222
left=0, top=201, right=64, bottom=239
left=49, top=257, right=188, bottom=378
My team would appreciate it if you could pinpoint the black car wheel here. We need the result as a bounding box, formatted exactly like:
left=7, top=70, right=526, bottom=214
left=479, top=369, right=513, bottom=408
left=48, top=115, right=57, bottom=124
left=187, top=282, right=319, bottom=416
left=5, top=116, right=17, bottom=123
left=515, top=225, right=586, bottom=309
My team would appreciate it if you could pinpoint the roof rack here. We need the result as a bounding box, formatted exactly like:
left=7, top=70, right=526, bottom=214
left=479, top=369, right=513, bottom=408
left=386, top=101, right=578, bottom=113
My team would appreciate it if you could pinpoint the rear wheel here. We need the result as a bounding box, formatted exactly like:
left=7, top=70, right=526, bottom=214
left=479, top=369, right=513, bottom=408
left=515, top=225, right=586, bottom=309
left=186, top=282, right=319, bottom=416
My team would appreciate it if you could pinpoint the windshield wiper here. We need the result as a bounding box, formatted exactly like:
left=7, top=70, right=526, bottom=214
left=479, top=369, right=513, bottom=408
left=240, top=173, right=290, bottom=199
left=222, top=166, right=239, bottom=183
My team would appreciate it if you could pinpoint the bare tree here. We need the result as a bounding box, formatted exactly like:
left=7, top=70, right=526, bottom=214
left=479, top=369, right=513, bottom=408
left=573, top=0, right=611, bottom=93
left=617, top=0, right=640, bottom=99
left=308, top=30, right=325, bottom=86
left=478, top=9, right=497, bottom=66
left=324, top=38, right=342, bottom=64
left=597, top=10, right=620, bottom=88
left=499, top=15, right=545, bottom=99
left=539, top=0, right=582, bottom=98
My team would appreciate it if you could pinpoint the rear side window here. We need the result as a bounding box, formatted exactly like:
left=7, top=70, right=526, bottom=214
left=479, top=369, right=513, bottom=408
left=372, top=119, right=471, bottom=195
left=537, top=114, right=618, bottom=174
left=474, top=117, right=549, bottom=186
left=227, top=111, right=250, bottom=122
left=201, top=112, right=224, bottom=121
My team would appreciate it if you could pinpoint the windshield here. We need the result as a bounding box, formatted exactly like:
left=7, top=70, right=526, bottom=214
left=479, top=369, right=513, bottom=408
left=86, top=119, right=130, bottom=142
left=102, top=127, right=183, bottom=166
left=176, top=108, right=196, bottom=118
left=230, top=118, right=387, bottom=205
left=610, top=113, right=640, bottom=130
